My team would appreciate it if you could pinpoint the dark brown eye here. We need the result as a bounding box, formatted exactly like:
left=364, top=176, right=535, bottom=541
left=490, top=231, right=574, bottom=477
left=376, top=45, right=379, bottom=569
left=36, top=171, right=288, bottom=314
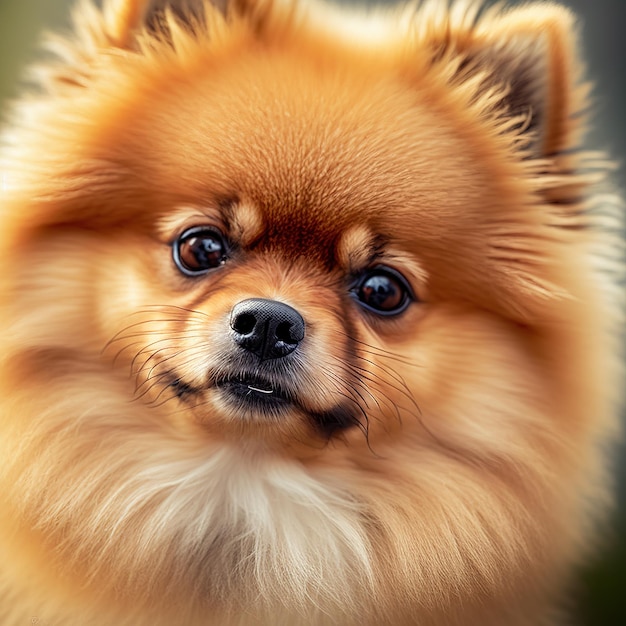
left=352, top=267, right=413, bottom=316
left=173, top=227, right=228, bottom=276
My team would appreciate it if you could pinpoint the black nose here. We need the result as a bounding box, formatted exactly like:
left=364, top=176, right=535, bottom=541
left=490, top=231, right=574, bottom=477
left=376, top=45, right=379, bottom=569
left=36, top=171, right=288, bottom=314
left=230, top=298, right=305, bottom=360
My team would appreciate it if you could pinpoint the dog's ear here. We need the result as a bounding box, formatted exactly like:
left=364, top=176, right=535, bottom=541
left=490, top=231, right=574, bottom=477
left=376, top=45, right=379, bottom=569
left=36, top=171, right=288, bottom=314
left=99, top=0, right=275, bottom=47
left=44, top=0, right=257, bottom=90
left=427, top=3, right=584, bottom=157
left=100, top=0, right=153, bottom=48
left=99, top=0, right=218, bottom=46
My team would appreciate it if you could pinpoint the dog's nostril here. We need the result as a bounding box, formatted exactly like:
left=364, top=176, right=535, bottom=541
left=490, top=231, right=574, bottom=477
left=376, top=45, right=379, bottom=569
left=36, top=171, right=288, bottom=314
left=233, top=312, right=256, bottom=335
left=275, top=321, right=294, bottom=343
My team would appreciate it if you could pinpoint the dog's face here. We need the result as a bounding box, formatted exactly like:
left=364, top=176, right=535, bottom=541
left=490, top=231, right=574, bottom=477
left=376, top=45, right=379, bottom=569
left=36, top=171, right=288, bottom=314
left=8, top=45, right=549, bottom=448
left=0, top=2, right=619, bottom=625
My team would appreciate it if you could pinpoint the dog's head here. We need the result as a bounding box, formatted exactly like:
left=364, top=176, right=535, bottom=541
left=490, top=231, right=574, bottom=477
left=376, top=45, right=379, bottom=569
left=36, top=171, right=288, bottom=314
left=0, top=1, right=619, bottom=623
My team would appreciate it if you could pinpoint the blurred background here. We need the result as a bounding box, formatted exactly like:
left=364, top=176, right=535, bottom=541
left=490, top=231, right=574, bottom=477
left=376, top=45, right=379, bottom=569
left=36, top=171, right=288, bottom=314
left=0, top=0, right=624, bottom=623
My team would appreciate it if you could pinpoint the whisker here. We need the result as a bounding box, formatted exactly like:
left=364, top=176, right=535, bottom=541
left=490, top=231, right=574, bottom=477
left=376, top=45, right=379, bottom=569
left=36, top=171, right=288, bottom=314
left=345, top=370, right=403, bottom=424
left=104, top=316, right=191, bottom=340
left=325, top=369, right=375, bottom=413
left=111, top=340, right=145, bottom=367
left=133, top=347, right=206, bottom=396
left=339, top=331, right=422, bottom=368
left=107, top=333, right=197, bottom=369
left=148, top=379, right=182, bottom=408
left=130, top=333, right=208, bottom=373
left=351, top=357, right=419, bottom=413
left=135, top=304, right=211, bottom=318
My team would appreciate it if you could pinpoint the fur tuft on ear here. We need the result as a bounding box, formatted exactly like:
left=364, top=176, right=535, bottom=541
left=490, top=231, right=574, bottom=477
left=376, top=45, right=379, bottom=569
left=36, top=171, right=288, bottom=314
left=36, top=0, right=220, bottom=91
left=102, top=0, right=151, bottom=47
left=101, top=0, right=216, bottom=44
left=444, top=3, right=582, bottom=157
left=67, top=0, right=277, bottom=53
left=100, top=0, right=278, bottom=45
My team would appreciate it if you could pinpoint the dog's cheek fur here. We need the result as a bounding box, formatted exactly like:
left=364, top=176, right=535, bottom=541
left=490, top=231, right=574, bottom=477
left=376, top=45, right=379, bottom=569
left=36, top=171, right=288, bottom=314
left=0, top=389, right=376, bottom=624
left=0, top=315, right=580, bottom=626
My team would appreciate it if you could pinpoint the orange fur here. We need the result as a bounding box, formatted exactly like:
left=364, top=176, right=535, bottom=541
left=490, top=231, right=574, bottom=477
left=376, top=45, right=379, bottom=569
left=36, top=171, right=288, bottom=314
left=0, top=1, right=623, bottom=625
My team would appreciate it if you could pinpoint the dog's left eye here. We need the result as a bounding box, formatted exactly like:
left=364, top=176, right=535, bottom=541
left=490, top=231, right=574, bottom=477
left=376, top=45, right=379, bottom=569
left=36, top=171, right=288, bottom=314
left=352, top=267, right=413, bottom=316
left=173, top=227, right=228, bottom=275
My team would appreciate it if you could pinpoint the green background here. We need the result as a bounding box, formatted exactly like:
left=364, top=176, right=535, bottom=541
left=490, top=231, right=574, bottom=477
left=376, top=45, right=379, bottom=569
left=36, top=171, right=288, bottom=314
left=1, top=1, right=624, bottom=624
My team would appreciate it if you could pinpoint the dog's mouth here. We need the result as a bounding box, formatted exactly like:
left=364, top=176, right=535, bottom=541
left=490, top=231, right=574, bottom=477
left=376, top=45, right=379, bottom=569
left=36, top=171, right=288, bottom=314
left=214, top=374, right=293, bottom=412
left=166, top=369, right=363, bottom=436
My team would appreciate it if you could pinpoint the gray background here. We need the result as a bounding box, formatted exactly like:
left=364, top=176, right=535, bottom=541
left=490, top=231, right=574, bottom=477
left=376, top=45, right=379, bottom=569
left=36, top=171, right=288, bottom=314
left=0, top=1, right=624, bottom=624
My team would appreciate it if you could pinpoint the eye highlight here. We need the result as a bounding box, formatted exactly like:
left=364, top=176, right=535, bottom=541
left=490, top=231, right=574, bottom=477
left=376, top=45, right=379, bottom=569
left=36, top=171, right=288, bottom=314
left=352, top=266, right=413, bottom=316
left=173, top=227, right=229, bottom=276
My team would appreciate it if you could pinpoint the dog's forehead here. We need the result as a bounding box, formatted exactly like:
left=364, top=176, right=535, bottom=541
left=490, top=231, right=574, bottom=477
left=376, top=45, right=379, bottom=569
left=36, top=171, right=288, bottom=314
left=74, top=46, right=492, bottom=266
left=144, top=59, right=414, bottom=197
left=132, top=52, right=472, bottom=238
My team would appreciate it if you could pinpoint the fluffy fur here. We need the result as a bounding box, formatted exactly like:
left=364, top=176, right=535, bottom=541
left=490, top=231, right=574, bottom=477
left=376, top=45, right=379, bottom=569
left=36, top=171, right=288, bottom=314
left=0, top=0, right=623, bottom=624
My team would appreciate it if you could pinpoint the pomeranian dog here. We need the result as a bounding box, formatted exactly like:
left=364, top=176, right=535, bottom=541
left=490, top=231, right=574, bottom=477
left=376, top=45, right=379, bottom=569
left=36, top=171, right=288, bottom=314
left=0, top=0, right=622, bottom=624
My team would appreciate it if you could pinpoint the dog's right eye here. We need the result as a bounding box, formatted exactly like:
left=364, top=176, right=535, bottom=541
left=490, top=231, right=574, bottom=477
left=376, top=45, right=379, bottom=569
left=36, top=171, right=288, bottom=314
left=173, top=227, right=228, bottom=276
